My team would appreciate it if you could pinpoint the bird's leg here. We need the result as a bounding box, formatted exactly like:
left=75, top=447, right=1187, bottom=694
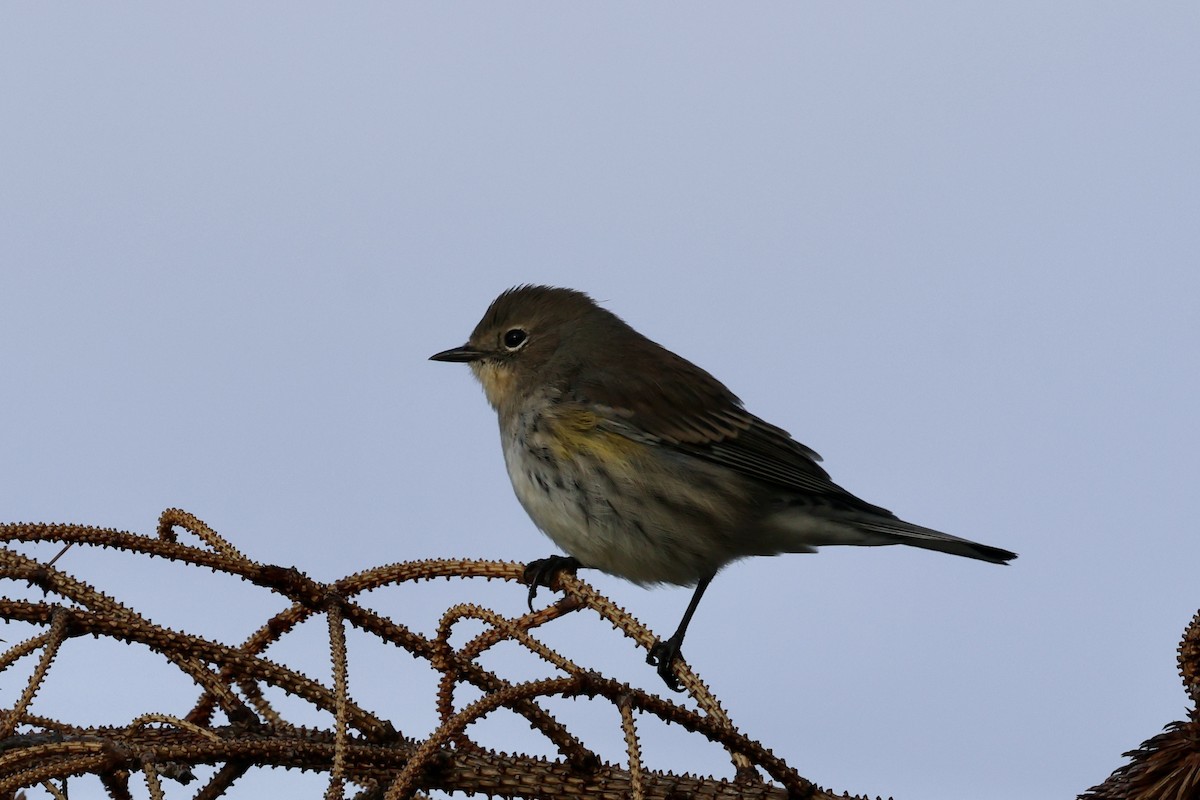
left=647, top=575, right=712, bottom=692
left=521, top=555, right=581, bottom=611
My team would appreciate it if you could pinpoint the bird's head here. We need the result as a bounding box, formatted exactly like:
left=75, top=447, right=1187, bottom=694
left=430, top=285, right=611, bottom=411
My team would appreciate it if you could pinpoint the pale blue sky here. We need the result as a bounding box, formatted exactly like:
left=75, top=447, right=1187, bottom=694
left=2, top=4, right=1198, bottom=798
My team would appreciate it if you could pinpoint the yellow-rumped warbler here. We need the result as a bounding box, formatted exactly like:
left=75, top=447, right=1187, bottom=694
left=431, top=285, right=1016, bottom=690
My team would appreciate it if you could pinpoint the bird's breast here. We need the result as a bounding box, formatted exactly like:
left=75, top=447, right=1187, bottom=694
left=496, top=407, right=759, bottom=585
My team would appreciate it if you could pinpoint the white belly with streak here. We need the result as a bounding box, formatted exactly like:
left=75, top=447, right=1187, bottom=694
left=499, top=423, right=713, bottom=586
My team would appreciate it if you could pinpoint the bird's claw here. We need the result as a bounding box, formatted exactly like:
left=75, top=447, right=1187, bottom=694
left=521, top=555, right=580, bottom=612
left=647, top=637, right=685, bottom=692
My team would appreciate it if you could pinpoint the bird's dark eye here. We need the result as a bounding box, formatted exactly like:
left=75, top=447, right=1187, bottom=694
left=503, top=328, right=528, bottom=349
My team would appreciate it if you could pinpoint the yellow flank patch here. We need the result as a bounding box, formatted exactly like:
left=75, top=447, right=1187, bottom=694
left=545, top=410, right=639, bottom=462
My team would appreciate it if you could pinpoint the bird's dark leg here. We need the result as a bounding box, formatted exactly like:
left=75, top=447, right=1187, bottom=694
left=521, top=555, right=581, bottom=611
left=647, top=575, right=713, bottom=692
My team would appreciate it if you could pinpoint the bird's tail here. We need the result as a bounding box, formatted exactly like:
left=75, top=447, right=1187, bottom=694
left=857, top=518, right=1017, bottom=564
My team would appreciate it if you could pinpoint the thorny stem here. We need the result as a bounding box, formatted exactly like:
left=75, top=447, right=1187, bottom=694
left=0, top=512, right=875, bottom=800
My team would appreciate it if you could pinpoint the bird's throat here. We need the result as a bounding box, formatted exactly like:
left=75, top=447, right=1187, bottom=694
left=471, top=361, right=517, bottom=411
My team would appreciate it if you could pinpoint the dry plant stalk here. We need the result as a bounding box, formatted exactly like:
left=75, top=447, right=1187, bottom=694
left=0, top=509, right=873, bottom=800
left=1079, top=610, right=1200, bottom=800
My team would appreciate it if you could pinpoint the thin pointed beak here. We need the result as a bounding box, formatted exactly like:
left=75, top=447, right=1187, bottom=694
left=429, top=344, right=485, bottom=363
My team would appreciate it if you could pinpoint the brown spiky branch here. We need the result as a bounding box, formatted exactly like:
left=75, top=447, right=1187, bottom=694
left=1079, top=610, right=1200, bottom=800
left=1, top=509, right=877, bottom=800
left=6, top=511, right=1197, bottom=799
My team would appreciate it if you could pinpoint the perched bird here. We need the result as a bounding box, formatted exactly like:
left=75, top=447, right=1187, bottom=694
left=431, top=285, right=1016, bottom=690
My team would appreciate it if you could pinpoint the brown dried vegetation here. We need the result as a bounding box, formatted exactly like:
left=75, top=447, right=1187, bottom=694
left=1080, top=610, right=1200, bottom=800
left=0, top=509, right=869, bottom=799
left=3, top=510, right=1196, bottom=799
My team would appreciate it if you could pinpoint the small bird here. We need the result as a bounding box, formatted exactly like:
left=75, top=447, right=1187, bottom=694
left=431, top=285, right=1016, bottom=691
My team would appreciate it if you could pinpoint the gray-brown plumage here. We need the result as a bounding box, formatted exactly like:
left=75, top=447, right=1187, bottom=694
left=432, top=284, right=1016, bottom=689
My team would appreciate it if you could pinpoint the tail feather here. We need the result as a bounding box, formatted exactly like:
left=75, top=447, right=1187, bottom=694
left=858, top=519, right=1017, bottom=564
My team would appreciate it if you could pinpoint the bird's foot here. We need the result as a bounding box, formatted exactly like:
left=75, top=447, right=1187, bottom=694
left=521, top=555, right=581, bottom=611
left=647, top=635, right=685, bottom=693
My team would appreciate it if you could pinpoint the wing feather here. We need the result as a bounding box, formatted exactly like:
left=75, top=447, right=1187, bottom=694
left=561, top=330, right=891, bottom=515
